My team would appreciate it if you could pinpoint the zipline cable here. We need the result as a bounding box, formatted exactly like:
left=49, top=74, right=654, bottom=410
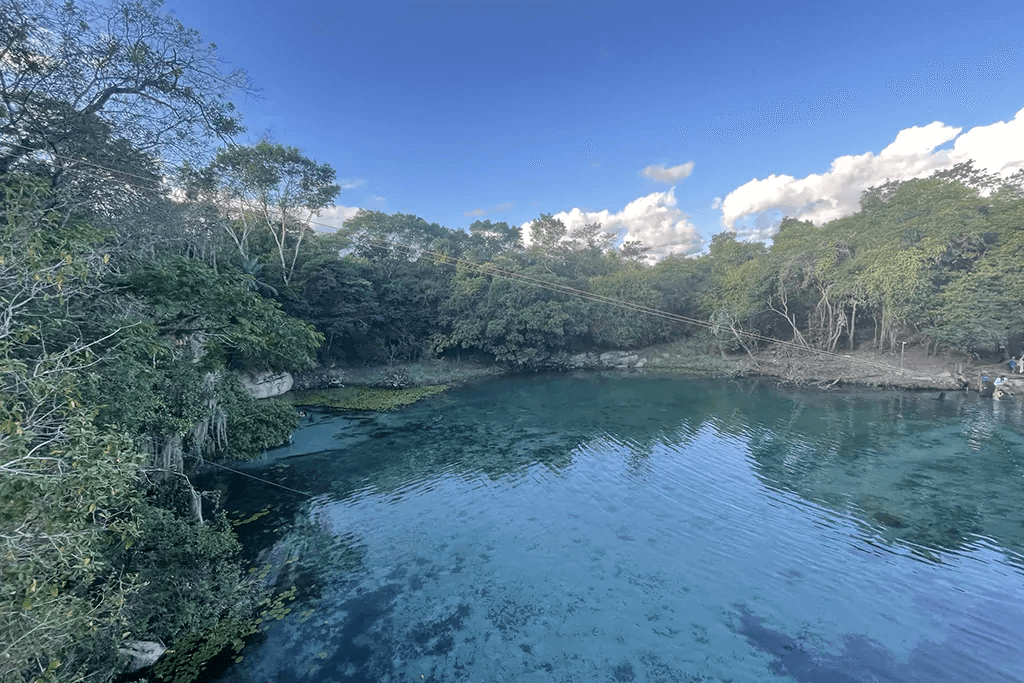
left=185, top=454, right=314, bottom=498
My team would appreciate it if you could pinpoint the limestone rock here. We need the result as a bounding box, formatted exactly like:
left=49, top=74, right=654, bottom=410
left=599, top=351, right=640, bottom=368
left=119, top=641, right=166, bottom=673
left=567, top=351, right=645, bottom=369
left=567, top=352, right=600, bottom=369
left=240, top=370, right=294, bottom=399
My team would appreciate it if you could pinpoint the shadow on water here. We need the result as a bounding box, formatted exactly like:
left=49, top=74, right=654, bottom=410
left=733, top=603, right=1022, bottom=683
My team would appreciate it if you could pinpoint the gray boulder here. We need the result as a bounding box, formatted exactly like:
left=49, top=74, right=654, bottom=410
left=239, top=370, right=294, bottom=399
left=119, top=641, right=166, bottom=673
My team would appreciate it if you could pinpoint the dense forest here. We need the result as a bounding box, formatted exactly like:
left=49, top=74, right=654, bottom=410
left=3, top=1, right=1024, bottom=682
left=288, top=164, right=1024, bottom=369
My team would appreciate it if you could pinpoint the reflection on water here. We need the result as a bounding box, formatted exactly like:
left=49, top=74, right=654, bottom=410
left=201, top=375, right=1024, bottom=682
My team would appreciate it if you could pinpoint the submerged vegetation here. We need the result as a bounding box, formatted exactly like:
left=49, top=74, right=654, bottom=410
left=2, top=0, right=1024, bottom=681
left=284, top=385, right=452, bottom=412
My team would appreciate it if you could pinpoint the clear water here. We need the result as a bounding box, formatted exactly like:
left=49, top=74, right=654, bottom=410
left=203, top=374, right=1024, bottom=683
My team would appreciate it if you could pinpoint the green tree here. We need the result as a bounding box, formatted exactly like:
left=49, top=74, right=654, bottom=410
left=926, top=178, right=1024, bottom=354
left=115, top=256, right=322, bottom=373
left=588, top=267, right=672, bottom=348
left=649, top=254, right=711, bottom=327
left=342, top=210, right=450, bottom=266
left=184, top=141, right=340, bottom=285
left=337, top=211, right=458, bottom=362
left=466, top=219, right=522, bottom=259
left=702, top=232, right=770, bottom=356
left=437, top=254, right=590, bottom=367
left=0, top=0, right=250, bottom=175
left=527, top=213, right=568, bottom=253
left=1, top=177, right=144, bottom=682
left=289, top=258, right=380, bottom=363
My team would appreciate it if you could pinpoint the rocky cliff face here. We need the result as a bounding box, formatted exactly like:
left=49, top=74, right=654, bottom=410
left=240, top=371, right=294, bottom=399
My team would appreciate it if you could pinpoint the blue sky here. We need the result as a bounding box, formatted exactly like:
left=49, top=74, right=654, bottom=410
left=166, top=0, right=1024, bottom=256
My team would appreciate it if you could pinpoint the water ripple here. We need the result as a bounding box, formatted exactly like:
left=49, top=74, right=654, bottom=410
left=206, top=377, right=1024, bottom=683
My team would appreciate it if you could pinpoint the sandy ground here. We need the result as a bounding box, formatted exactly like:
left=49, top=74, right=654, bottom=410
left=732, top=342, right=1023, bottom=395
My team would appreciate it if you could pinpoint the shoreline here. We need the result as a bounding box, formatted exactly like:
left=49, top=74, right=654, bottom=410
left=284, top=341, right=1022, bottom=409
left=640, top=340, right=1022, bottom=395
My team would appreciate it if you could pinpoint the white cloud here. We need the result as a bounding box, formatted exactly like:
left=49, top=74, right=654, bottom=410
left=641, top=161, right=695, bottom=183
left=312, top=205, right=362, bottom=232
left=951, top=110, right=1024, bottom=174
left=464, top=208, right=486, bottom=217
left=521, top=188, right=703, bottom=260
left=339, top=178, right=367, bottom=190
left=720, top=108, right=1024, bottom=240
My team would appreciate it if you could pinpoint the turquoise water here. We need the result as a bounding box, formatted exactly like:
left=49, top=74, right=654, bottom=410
left=204, top=375, right=1024, bottom=682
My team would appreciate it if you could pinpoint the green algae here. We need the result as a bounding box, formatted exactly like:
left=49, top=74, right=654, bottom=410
left=283, top=384, right=451, bottom=411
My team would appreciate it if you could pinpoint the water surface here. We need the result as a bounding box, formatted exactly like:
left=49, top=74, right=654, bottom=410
left=205, top=375, right=1024, bottom=683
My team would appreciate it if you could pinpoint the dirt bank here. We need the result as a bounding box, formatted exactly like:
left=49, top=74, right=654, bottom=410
left=633, top=338, right=1023, bottom=395
left=292, top=341, right=1022, bottom=399
left=745, top=344, right=962, bottom=390
left=697, top=342, right=1021, bottom=395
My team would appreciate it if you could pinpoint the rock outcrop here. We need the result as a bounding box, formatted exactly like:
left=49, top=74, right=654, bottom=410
left=240, top=370, right=294, bottom=399
left=566, top=351, right=647, bottom=370
left=119, top=641, right=166, bottom=673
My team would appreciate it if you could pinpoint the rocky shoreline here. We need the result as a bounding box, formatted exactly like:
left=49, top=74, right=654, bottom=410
left=250, top=340, right=1021, bottom=403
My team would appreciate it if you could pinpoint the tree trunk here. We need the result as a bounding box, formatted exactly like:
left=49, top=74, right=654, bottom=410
left=848, top=301, right=857, bottom=349
left=729, top=322, right=760, bottom=368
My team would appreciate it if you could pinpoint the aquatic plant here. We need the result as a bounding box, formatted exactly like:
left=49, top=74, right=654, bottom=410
left=283, top=385, right=451, bottom=411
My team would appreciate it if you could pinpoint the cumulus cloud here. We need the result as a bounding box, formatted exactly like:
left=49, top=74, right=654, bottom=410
left=952, top=110, right=1024, bottom=174
left=720, top=108, right=1024, bottom=240
left=521, top=188, right=703, bottom=260
left=641, top=161, right=695, bottom=183
left=312, top=205, right=362, bottom=232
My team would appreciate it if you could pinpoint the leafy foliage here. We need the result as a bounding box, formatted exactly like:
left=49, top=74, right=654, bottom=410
left=116, top=256, right=322, bottom=373
left=117, top=505, right=258, bottom=645
left=437, top=256, right=591, bottom=367
left=0, top=0, right=250, bottom=175
left=1, top=177, right=144, bottom=682
left=213, top=381, right=297, bottom=460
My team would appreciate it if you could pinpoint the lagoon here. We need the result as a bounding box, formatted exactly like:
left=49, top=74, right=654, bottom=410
left=204, top=375, right=1024, bottom=683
